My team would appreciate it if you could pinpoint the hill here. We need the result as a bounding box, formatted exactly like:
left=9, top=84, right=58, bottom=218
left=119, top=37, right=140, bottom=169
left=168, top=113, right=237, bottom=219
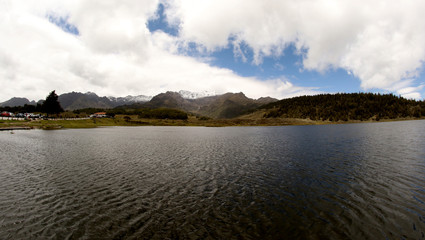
left=262, top=93, right=425, bottom=121
left=120, top=91, right=278, bottom=119
left=196, top=92, right=270, bottom=118
left=58, top=92, right=113, bottom=110
left=143, top=91, right=199, bottom=110
left=0, top=97, right=36, bottom=107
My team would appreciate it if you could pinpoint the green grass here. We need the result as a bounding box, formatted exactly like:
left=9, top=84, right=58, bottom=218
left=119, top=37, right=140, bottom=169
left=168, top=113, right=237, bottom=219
left=2, top=115, right=423, bottom=130
left=37, top=118, right=137, bottom=129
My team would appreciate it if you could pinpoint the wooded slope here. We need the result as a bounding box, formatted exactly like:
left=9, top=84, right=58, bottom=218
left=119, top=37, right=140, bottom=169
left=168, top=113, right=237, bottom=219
left=263, top=93, right=425, bottom=121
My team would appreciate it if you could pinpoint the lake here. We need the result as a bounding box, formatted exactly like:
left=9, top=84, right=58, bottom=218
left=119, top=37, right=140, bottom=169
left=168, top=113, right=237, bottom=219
left=1, top=121, right=424, bottom=239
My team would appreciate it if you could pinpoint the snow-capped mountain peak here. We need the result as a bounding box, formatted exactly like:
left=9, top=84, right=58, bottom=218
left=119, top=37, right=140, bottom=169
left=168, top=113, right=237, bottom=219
left=108, top=95, right=152, bottom=103
left=178, top=90, right=217, bottom=99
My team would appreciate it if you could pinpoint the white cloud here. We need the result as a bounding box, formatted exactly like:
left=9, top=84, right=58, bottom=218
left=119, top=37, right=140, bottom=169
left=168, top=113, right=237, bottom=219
left=2, top=0, right=424, bottom=102
left=165, top=0, right=425, bottom=98
left=396, top=84, right=425, bottom=100
left=0, top=0, right=315, bottom=102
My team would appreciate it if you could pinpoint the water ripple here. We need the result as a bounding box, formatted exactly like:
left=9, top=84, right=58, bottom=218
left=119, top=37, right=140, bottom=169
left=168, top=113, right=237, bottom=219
left=1, top=122, right=425, bottom=239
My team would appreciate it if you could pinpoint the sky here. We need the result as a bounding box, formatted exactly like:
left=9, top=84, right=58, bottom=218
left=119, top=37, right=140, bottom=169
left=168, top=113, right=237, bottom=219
left=1, top=0, right=425, bottom=102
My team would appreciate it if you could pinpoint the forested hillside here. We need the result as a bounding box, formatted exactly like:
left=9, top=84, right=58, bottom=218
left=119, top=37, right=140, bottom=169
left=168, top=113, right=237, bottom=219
left=263, top=93, right=425, bottom=121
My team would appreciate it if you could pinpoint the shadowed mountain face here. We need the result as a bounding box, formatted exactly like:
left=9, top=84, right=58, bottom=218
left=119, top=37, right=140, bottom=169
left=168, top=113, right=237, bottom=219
left=0, top=97, right=36, bottom=107
left=58, top=92, right=153, bottom=110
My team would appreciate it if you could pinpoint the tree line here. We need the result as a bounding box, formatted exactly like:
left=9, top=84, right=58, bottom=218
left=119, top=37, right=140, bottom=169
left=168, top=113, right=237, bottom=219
left=73, top=107, right=188, bottom=120
left=111, top=108, right=188, bottom=120
left=263, top=93, right=425, bottom=121
left=0, top=103, right=43, bottom=113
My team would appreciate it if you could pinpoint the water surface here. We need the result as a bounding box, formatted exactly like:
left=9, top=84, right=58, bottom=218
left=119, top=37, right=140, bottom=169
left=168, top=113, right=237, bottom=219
left=1, top=121, right=425, bottom=239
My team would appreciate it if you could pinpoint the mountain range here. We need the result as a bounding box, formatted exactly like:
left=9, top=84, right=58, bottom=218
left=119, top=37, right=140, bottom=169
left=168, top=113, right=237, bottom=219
left=1, top=91, right=278, bottom=119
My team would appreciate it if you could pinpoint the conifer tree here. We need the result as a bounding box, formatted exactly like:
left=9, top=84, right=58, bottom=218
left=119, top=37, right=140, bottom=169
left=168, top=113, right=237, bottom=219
left=42, top=90, right=64, bottom=115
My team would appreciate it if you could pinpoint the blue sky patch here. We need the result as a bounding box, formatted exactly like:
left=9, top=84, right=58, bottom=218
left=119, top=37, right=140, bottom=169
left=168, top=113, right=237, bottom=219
left=47, top=14, right=79, bottom=35
left=147, top=4, right=178, bottom=36
left=209, top=42, right=362, bottom=93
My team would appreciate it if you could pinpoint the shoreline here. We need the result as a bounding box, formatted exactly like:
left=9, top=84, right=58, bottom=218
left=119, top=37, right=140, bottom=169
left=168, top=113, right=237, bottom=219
left=1, top=116, right=424, bottom=130
left=0, top=126, right=33, bottom=131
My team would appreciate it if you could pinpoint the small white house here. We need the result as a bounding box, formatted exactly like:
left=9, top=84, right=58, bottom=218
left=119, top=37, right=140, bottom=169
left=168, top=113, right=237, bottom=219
left=90, top=112, right=107, bottom=118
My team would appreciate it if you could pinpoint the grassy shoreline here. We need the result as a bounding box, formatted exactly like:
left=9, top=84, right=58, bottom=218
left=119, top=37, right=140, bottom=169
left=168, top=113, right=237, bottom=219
left=1, top=115, right=424, bottom=130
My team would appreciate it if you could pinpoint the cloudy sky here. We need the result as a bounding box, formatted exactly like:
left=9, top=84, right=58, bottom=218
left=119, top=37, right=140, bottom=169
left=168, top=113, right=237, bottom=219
left=1, top=0, right=425, bottom=102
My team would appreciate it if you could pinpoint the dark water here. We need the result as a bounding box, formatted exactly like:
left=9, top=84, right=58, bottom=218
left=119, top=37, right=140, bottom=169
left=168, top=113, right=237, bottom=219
left=1, top=121, right=425, bottom=239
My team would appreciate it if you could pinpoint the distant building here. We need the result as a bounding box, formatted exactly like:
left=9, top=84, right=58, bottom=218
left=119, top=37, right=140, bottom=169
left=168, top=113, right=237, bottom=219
left=90, top=112, right=107, bottom=118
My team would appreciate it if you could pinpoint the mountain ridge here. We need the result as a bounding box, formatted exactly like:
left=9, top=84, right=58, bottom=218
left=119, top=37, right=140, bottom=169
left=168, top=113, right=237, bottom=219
left=0, top=90, right=278, bottom=119
left=115, top=91, right=278, bottom=119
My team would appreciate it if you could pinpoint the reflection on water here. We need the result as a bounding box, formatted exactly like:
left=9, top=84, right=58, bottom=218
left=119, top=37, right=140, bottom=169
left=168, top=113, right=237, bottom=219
left=1, top=121, right=425, bottom=239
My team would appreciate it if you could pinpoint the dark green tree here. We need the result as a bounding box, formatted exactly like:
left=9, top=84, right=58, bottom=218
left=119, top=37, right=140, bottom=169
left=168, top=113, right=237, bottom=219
left=42, top=90, right=64, bottom=115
